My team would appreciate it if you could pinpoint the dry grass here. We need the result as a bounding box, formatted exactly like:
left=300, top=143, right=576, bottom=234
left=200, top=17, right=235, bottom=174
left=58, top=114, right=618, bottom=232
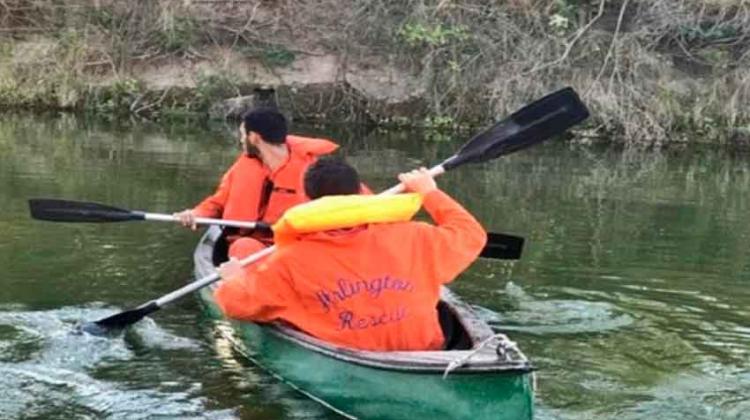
left=0, top=0, right=749, bottom=145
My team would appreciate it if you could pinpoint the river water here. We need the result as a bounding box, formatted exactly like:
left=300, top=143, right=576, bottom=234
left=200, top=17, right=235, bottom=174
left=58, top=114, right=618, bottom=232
left=0, top=114, right=748, bottom=419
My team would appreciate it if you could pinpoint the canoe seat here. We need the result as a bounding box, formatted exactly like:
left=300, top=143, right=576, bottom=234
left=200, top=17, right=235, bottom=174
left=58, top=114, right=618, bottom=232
left=437, top=301, right=472, bottom=350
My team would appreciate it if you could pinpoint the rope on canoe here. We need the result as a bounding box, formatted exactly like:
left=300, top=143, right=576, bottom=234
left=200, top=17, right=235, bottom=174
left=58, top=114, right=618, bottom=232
left=442, top=332, right=524, bottom=379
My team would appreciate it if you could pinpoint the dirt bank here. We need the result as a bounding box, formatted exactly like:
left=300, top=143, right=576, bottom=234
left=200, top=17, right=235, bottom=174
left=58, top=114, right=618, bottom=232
left=0, top=1, right=748, bottom=146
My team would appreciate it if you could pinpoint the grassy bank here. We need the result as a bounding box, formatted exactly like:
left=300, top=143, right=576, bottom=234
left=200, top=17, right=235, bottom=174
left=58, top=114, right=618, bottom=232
left=1, top=0, right=749, bottom=146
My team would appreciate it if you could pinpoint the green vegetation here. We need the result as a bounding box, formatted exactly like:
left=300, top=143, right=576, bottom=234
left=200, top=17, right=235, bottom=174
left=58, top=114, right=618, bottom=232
left=398, top=23, right=471, bottom=47
left=0, top=0, right=748, bottom=146
left=87, top=78, right=143, bottom=115
left=193, top=72, right=240, bottom=111
left=261, top=45, right=296, bottom=68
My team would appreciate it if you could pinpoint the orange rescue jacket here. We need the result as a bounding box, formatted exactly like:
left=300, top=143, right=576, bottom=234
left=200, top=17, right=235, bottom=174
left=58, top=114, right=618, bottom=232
left=214, top=190, right=487, bottom=351
left=193, top=135, right=339, bottom=225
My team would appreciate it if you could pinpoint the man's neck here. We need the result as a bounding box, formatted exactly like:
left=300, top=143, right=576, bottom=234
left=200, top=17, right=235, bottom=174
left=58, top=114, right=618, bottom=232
left=258, top=143, right=289, bottom=172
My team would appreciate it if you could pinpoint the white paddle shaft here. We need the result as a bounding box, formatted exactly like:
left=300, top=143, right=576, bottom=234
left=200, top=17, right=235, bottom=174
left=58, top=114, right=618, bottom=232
left=142, top=213, right=259, bottom=229
left=380, top=165, right=446, bottom=195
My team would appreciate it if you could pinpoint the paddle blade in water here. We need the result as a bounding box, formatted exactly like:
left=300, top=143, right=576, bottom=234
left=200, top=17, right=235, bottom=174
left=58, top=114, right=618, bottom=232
left=443, top=87, right=589, bottom=170
left=81, top=301, right=160, bottom=335
left=28, top=199, right=144, bottom=223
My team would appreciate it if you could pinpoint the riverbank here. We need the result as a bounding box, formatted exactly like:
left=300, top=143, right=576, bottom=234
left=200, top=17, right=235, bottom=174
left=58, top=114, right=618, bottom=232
left=1, top=1, right=748, bottom=146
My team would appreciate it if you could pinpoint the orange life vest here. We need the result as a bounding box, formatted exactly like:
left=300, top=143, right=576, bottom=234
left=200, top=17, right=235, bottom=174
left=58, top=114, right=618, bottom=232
left=192, top=135, right=339, bottom=225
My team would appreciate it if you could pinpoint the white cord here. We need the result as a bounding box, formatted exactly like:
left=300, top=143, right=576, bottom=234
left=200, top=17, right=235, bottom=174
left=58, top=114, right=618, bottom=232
left=442, top=333, right=521, bottom=379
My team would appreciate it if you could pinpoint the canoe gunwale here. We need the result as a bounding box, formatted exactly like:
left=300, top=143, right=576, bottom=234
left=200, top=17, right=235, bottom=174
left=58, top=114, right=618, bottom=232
left=194, top=226, right=533, bottom=375
left=262, top=321, right=532, bottom=374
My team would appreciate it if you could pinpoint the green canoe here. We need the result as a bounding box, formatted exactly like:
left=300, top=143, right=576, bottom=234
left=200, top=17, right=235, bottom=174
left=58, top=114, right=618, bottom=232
left=194, top=227, right=534, bottom=419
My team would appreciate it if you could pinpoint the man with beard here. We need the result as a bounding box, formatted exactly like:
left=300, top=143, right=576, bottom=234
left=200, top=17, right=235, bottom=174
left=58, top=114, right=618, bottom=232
left=174, top=107, right=339, bottom=259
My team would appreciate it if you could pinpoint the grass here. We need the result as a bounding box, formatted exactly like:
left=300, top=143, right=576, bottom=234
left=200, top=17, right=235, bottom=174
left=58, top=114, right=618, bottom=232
left=0, top=0, right=748, bottom=146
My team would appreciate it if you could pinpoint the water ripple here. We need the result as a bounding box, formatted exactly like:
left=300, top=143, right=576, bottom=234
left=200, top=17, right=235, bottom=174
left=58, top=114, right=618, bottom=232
left=477, top=282, right=634, bottom=335
left=0, top=306, right=228, bottom=420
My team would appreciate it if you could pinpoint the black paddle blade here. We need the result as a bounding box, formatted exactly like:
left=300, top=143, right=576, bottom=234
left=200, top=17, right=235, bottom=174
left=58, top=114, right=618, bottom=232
left=444, top=87, right=589, bottom=170
left=480, top=232, right=524, bottom=260
left=80, top=301, right=160, bottom=336
left=28, top=199, right=144, bottom=223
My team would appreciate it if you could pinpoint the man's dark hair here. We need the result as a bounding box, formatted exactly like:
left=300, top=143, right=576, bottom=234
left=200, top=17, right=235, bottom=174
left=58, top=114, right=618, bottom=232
left=242, top=107, right=288, bottom=144
left=304, top=157, right=361, bottom=199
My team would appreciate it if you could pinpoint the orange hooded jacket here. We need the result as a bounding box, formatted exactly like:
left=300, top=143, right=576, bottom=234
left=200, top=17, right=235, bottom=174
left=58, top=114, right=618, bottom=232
left=214, top=189, right=487, bottom=351
left=193, top=135, right=339, bottom=225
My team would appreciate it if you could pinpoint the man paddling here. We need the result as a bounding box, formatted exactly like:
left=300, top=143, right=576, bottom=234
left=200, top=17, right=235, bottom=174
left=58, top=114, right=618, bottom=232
left=215, top=158, right=486, bottom=351
left=174, top=107, right=339, bottom=259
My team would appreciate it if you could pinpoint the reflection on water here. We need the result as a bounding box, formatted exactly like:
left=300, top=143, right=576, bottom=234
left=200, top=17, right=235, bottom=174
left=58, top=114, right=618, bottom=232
left=1, top=113, right=749, bottom=419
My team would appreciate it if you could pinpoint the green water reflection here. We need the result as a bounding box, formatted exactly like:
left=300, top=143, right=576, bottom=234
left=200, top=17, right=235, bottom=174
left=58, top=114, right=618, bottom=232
left=0, top=113, right=748, bottom=419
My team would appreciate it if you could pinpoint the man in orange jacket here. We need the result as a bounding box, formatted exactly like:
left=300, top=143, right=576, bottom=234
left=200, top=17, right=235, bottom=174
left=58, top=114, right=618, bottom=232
left=215, top=158, right=487, bottom=351
left=174, top=107, right=338, bottom=259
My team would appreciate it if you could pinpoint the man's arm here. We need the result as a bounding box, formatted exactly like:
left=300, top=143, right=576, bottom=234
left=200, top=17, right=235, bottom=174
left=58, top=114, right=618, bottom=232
left=214, top=256, right=295, bottom=322
left=192, top=167, right=233, bottom=218
left=174, top=164, right=234, bottom=229
left=399, top=168, right=487, bottom=285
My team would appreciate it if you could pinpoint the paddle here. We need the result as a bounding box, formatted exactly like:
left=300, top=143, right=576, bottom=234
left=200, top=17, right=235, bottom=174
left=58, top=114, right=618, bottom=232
left=28, top=198, right=521, bottom=259
left=80, top=86, right=589, bottom=335
left=28, top=199, right=262, bottom=230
